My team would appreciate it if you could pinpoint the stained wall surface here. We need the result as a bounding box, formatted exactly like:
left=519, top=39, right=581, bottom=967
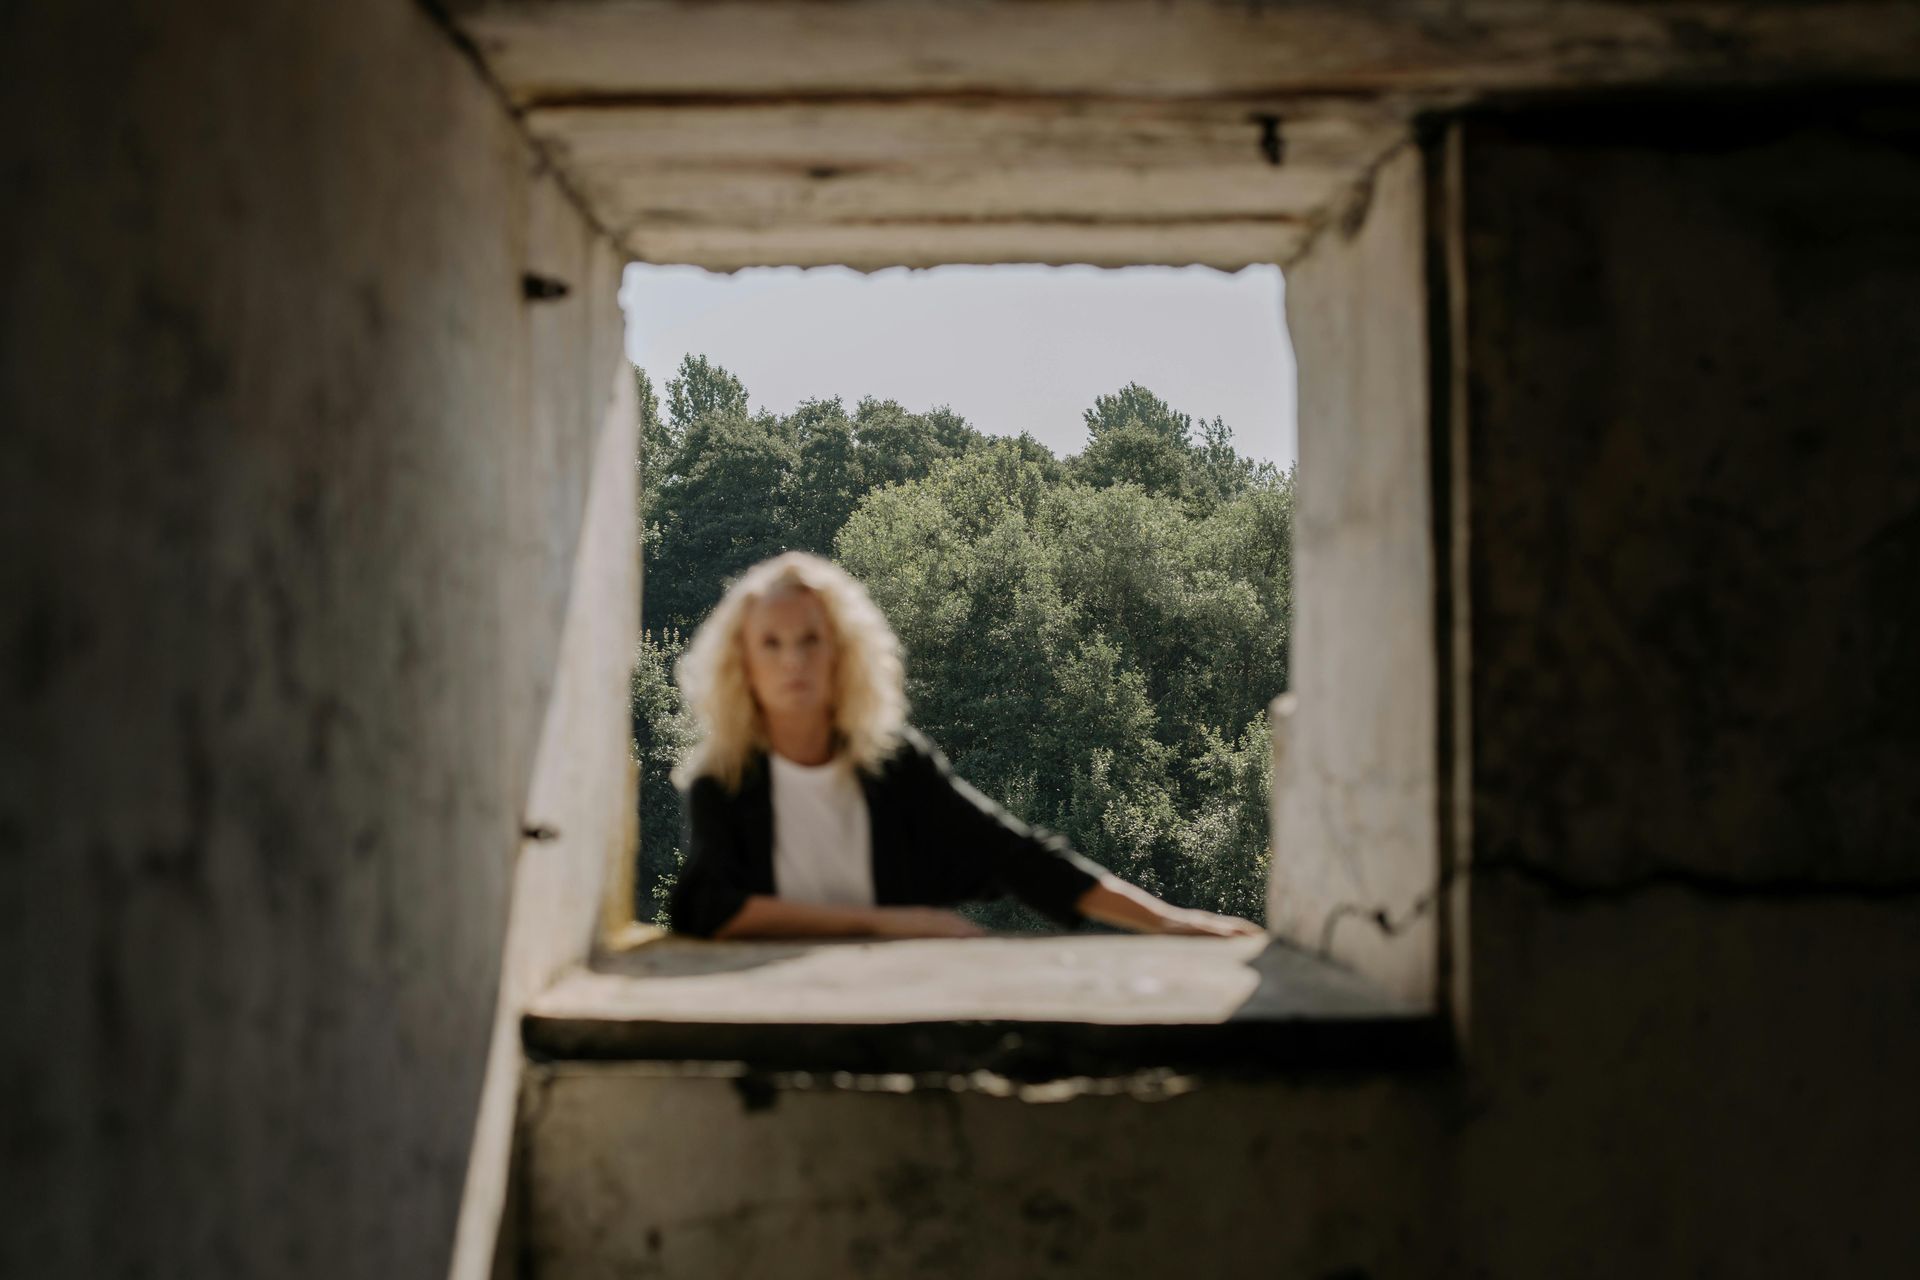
left=1271, top=144, right=1441, bottom=1005
left=7, top=3, right=1919, bottom=1272
left=520, top=1064, right=1446, bottom=1280
left=1449, top=104, right=1920, bottom=1274
left=516, top=105, right=1920, bottom=1279
left=0, top=1, right=627, bottom=1276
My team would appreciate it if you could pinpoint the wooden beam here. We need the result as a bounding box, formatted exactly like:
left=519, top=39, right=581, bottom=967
left=618, top=217, right=1315, bottom=271
left=455, top=1, right=1920, bottom=103
left=524, top=99, right=1408, bottom=235
left=573, top=165, right=1353, bottom=232
left=522, top=98, right=1409, bottom=172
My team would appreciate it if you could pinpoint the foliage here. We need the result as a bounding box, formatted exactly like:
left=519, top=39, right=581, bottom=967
left=630, top=353, right=1291, bottom=928
left=630, top=628, right=698, bottom=925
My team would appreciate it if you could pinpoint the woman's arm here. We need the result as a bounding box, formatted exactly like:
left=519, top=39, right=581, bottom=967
left=908, top=733, right=1104, bottom=926
left=1073, top=875, right=1262, bottom=937
left=668, top=776, right=764, bottom=937
left=672, top=766, right=990, bottom=940
left=909, top=732, right=1260, bottom=936
left=713, top=884, right=1256, bottom=939
left=714, top=896, right=985, bottom=940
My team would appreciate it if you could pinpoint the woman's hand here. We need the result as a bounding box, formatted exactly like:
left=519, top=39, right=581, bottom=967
left=869, top=906, right=988, bottom=939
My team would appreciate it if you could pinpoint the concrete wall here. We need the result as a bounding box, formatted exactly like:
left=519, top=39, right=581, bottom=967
left=7, top=3, right=1916, bottom=1268
left=1271, top=145, right=1442, bottom=1006
left=0, top=1, right=630, bottom=1275
left=515, top=103, right=1920, bottom=1279
left=452, top=364, right=638, bottom=1280
left=520, top=1063, right=1446, bottom=1280
left=1447, top=102, right=1920, bottom=1274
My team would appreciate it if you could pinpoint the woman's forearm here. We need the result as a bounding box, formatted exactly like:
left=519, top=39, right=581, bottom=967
left=710, top=883, right=1255, bottom=940
left=1074, top=876, right=1263, bottom=937
left=1073, top=876, right=1172, bottom=931
left=713, top=895, right=884, bottom=939
left=713, top=896, right=987, bottom=940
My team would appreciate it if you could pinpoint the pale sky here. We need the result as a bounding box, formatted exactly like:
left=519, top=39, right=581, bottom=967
left=620, top=263, right=1298, bottom=467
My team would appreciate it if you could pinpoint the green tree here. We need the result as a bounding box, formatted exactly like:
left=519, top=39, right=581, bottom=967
left=631, top=630, right=698, bottom=924
left=853, top=397, right=983, bottom=490
left=632, top=363, right=1289, bottom=929
left=1170, top=713, right=1274, bottom=921
left=1185, top=415, right=1263, bottom=515
left=1069, top=382, right=1193, bottom=500
left=666, top=354, right=748, bottom=433
left=644, top=356, right=797, bottom=631
left=1069, top=383, right=1273, bottom=519
left=837, top=428, right=1289, bottom=927
left=636, top=368, right=670, bottom=557
left=784, top=397, right=862, bottom=553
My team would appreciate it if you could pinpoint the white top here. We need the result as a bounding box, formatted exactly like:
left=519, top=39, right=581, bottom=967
left=768, top=752, right=875, bottom=908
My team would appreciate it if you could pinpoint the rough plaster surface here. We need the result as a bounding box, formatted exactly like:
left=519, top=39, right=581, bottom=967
left=1271, top=145, right=1441, bottom=1005
left=520, top=886, right=1920, bottom=1279
left=532, top=934, right=1404, bottom=1026
left=520, top=110, right=1920, bottom=1279
left=1460, top=107, right=1920, bottom=891
left=1449, top=107, right=1920, bottom=1274
left=451, top=362, right=637, bottom=1280
left=0, top=0, right=626, bottom=1275
left=521, top=98, right=1402, bottom=269
left=456, top=1, right=1920, bottom=100
left=520, top=1063, right=1445, bottom=1280
left=1454, top=883, right=1920, bottom=1277
left=8, top=3, right=1919, bottom=1272
left=454, top=0, right=1920, bottom=270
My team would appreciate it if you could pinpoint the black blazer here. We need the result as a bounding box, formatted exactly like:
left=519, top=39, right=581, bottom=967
left=667, top=727, right=1105, bottom=937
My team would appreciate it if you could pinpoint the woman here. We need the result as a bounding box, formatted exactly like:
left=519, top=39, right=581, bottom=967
left=667, top=551, right=1262, bottom=940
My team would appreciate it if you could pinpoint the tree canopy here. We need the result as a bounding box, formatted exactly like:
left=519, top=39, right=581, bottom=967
left=631, top=355, right=1291, bottom=928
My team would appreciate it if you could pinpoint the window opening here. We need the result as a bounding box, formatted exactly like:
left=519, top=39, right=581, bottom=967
left=623, top=263, right=1298, bottom=935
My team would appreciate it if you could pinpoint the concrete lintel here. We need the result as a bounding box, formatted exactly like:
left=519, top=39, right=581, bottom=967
left=618, top=218, right=1315, bottom=271
left=522, top=936, right=1445, bottom=1077
left=454, top=1, right=1920, bottom=102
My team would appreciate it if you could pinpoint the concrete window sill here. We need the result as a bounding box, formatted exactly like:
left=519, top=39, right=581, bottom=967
left=524, top=935, right=1445, bottom=1078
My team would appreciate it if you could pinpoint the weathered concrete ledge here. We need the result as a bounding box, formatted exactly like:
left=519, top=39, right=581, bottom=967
left=524, top=936, right=1446, bottom=1078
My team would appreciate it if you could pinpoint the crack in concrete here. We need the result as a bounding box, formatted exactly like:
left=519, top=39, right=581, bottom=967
left=1317, top=885, right=1440, bottom=955
left=1474, top=858, right=1920, bottom=905
left=1280, top=135, right=1417, bottom=269
left=1319, top=857, right=1920, bottom=954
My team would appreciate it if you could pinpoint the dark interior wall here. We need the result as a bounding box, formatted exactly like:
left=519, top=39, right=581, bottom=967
left=0, top=1, right=616, bottom=1275
left=514, top=107, right=1920, bottom=1280
left=1452, top=103, right=1920, bottom=1273
left=8, top=4, right=1920, bottom=1272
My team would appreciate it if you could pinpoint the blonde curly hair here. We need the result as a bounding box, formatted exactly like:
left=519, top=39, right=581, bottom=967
left=671, top=551, right=907, bottom=791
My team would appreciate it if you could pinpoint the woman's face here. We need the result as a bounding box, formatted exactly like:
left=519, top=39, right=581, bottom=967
left=739, top=586, right=838, bottom=722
